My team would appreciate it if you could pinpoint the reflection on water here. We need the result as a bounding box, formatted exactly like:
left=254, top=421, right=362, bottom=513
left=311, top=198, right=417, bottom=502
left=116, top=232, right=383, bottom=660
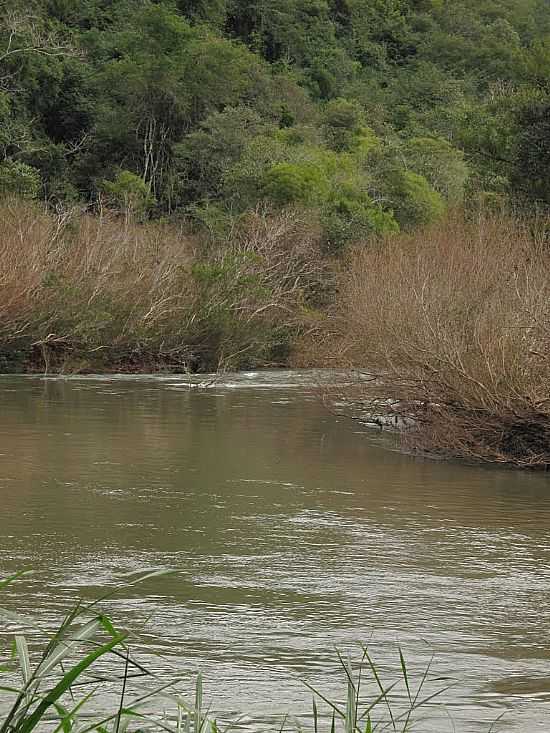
left=1, top=372, right=550, bottom=731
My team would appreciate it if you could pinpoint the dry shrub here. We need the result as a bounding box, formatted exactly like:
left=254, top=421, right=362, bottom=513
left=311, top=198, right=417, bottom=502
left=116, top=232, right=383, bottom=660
left=0, top=199, right=197, bottom=370
left=0, top=200, right=332, bottom=372
left=188, top=205, right=332, bottom=368
left=226, top=205, right=330, bottom=317
left=334, top=214, right=550, bottom=468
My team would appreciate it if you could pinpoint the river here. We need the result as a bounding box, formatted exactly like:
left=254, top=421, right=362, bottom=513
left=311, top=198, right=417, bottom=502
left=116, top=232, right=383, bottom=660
left=1, top=372, right=550, bottom=731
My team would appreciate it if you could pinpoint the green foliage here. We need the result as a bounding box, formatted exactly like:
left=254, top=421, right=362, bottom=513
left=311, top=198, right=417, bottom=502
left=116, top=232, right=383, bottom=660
left=385, top=169, right=446, bottom=227
left=0, top=0, right=546, bottom=220
left=403, top=136, right=469, bottom=204
left=189, top=247, right=294, bottom=368
left=175, top=105, right=273, bottom=202
left=0, top=161, right=41, bottom=199
left=322, top=193, right=399, bottom=250
left=322, top=97, right=367, bottom=151
left=187, top=201, right=240, bottom=241
left=512, top=94, right=550, bottom=204
left=178, top=0, right=228, bottom=28
left=262, top=162, right=329, bottom=205
left=101, top=170, right=154, bottom=218
left=222, top=134, right=289, bottom=207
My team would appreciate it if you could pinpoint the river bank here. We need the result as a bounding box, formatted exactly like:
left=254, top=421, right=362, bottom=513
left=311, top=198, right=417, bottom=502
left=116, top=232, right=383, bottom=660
left=0, top=199, right=331, bottom=375
left=2, top=200, right=550, bottom=466
left=306, top=215, right=550, bottom=469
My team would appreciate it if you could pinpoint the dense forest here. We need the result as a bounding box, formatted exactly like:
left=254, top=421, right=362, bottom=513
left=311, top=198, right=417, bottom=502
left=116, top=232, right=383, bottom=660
left=1, top=0, right=549, bottom=221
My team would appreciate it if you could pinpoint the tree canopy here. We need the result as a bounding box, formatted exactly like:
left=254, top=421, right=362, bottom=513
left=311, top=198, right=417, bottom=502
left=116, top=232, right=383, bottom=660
left=0, top=0, right=548, bottom=228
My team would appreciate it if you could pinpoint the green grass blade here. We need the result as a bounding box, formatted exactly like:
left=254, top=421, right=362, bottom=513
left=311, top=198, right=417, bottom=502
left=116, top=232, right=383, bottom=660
left=51, top=691, right=96, bottom=733
left=312, top=697, right=318, bottom=733
left=379, top=687, right=451, bottom=731
left=358, top=682, right=398, bottom=721
left=488, top=711, right=507, bottom=732
left=398, top=649, right=411, bottom=705
left=75, top=680, right=180, bottom=733
left=360, top=647, right=396, bottom=731
left=114, top=651, right=130, bottom=733
left=194, top=673, right=203, bottom=733
left=14, top=635, right=35, bottom=719
left=52, top=703, right=72, bottom=733
left=0, top=571, right=32, bottom=591
left=17, top=631, right=127, bottom=733
left=302, top=680, right=347, bottom=722
left=15, top=637, right=31, bottom=687
left=36, top=618, right=104, bottom=678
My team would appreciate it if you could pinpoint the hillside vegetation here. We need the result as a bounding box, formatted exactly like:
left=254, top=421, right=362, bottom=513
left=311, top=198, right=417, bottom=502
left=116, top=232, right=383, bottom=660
left=0, top=0, right=548, bottom=221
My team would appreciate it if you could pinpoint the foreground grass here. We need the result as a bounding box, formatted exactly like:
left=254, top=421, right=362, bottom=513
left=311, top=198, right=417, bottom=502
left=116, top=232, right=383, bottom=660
left=0, top=571, right=449, bottom=733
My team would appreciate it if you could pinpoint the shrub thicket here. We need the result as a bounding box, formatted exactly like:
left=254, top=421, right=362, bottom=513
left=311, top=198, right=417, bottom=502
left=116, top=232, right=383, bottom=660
left=0, top=200, right=329, bottom=373
left=321, top=215, right=550, bottom=468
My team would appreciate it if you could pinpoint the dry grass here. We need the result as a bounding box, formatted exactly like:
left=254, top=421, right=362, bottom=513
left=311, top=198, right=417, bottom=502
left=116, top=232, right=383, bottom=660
left=329, top=214, right=550, bottom=467
left=0, top=200, right=329, bottom=372
left=0, top=199, right=202, bottom=370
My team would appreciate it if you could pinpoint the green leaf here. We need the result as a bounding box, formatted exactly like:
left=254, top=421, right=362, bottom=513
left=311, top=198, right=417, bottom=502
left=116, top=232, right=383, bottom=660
left=52, top=692, right=96, bottom=733
left=0, top=570, right=32, bottom=591
left=15, top=637, right=31, bottom=687
left=17, top=632, right=128, bottom=733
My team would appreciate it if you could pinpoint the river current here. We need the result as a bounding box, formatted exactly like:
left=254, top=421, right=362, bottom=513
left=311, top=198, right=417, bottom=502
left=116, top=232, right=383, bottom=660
left=1, top=372, right=550, bottom=731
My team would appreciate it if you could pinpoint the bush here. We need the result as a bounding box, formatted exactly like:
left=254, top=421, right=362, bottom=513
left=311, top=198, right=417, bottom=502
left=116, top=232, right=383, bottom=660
left=403, top=136, right=469, bottom=205
left=0, top=200, right=331, bottom=373
left=187, top=206, right=331, bottom=369
left=175, top=106, right=273, bottom=202
left=322, top=97, right=366, bottom=152
left=0, top=161, right=41, bottom=199
left=101, top=170, right=155, bottom=220
left=322, top=192, right=399, bottom=251
left=385, top=169, right=446, bottom=228
left=262, top=162, right=329, bottom=206
left=0, top=201, right=196, bottom=372
left=330, top=214, right=550, bottom=468
left=222, top=135, right=288, bottom=207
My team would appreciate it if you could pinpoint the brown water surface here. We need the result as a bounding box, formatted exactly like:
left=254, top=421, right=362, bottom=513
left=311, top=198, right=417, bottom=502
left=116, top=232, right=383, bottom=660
left=1, top=372, right=550, bottom=731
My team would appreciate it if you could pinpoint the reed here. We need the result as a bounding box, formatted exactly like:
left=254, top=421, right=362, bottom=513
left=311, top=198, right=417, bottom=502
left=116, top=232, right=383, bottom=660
left=0, top=199, right=197, bottom=371
left=1, top=571, right=447, bottom=733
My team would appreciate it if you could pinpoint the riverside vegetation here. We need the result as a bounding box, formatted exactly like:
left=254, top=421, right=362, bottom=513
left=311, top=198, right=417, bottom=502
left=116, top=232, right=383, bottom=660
left=0, top=0, right=549, bottom=466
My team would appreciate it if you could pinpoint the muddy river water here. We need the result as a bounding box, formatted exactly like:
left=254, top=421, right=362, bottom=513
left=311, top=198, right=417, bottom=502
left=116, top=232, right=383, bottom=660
left=1, top=372, right=550, bottom=731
